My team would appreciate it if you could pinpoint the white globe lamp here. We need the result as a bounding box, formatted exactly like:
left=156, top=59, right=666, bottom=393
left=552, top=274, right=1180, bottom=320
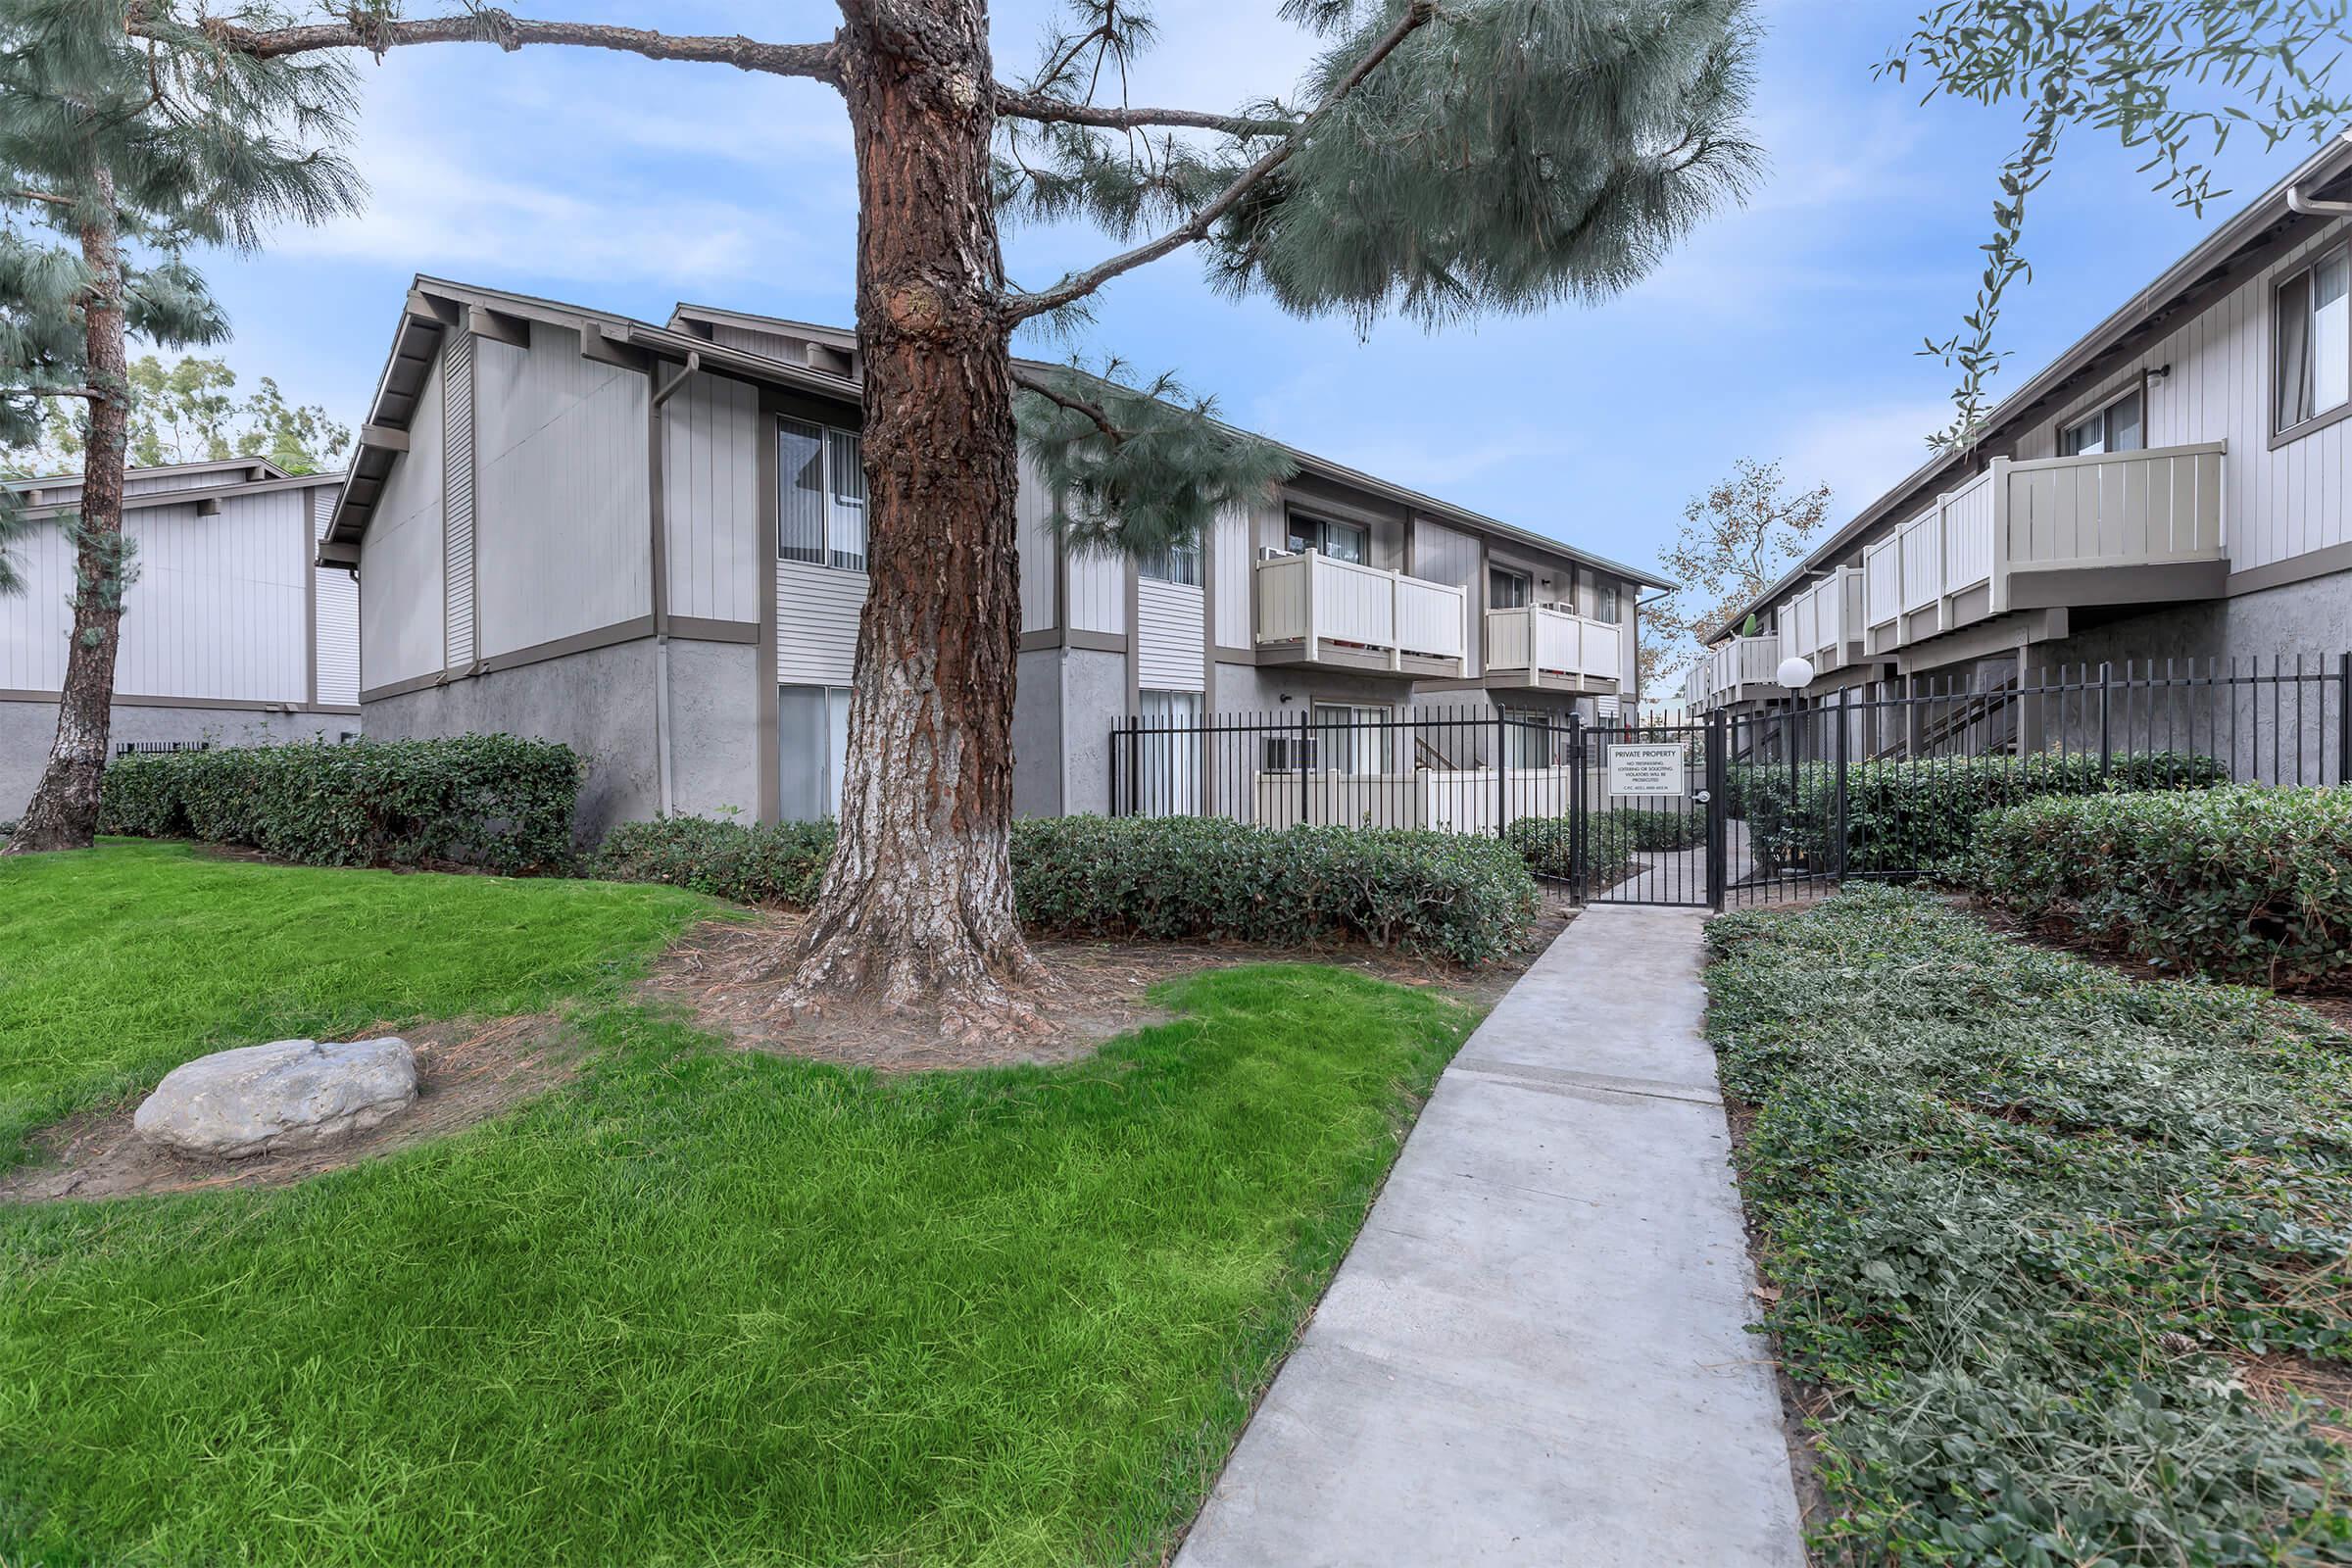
left=1776, top=656, right=1816, bottom=691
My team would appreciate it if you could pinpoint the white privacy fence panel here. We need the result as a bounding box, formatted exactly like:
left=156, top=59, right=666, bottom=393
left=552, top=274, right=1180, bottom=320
left=1898, top=511, right=1942, bottom=613
left=2000, top=443, right=2226, bottom=569
left=1940, top=468, right=1995, bottom=592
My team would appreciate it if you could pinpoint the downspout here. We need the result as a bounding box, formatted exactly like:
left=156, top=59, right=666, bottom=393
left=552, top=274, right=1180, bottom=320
left=649, top=351, right=700, bottom=818
left=2287, top=183, right=2352, bottom=219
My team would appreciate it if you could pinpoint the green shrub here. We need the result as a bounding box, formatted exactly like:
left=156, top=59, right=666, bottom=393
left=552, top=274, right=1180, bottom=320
left=1733, top=750, right=2226, bottom=874
left=1011, top=816, right=1535, bottom=965
left=1609, top=807, right=1700, bottom=852
left=1504, top=808, right=1687, bottom=889
left=1961, top=784, right=2352, bottom=990
left=99, top=736, right=582, bottom=873
left=592, top=815, right=836, bottom=906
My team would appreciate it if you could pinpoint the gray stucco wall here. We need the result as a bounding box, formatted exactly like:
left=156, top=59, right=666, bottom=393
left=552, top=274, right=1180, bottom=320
left=363, top=639, right=660, bottom=844
left=1011, top=648, right=1063, bottom=819
left=1060, top=648, right=1127, bottom=817
left=664, top=639, right=760, bottom=822
left=0, top=701, right=353, bottom=825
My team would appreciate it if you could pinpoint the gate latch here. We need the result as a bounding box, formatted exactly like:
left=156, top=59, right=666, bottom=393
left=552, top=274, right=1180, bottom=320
left=1692, top=790, right=1712, bottom=805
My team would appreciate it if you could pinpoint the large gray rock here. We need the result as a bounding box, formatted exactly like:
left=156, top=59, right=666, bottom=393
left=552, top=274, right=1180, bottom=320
left=133, top=1038, right=417, bottom=1159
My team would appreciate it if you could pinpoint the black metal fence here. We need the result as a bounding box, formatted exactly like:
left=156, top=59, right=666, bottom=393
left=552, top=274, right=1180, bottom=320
left=1107, top=655, right=2351, bottom=910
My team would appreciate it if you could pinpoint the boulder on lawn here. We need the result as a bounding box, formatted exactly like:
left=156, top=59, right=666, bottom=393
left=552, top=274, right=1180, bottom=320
left=133, top=1038, right=417, bottom=1159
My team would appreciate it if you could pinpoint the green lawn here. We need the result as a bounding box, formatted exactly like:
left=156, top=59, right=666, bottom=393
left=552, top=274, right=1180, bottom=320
left=0, top=842, right=1475, bottom=1566
left=1708, top=885, right=2352, bottom=1565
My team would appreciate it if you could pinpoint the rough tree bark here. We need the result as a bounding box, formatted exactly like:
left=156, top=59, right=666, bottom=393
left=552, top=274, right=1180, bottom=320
left=772, top=0, right=1050, bottom=1035
left=7, top=168, right=130, bottom=855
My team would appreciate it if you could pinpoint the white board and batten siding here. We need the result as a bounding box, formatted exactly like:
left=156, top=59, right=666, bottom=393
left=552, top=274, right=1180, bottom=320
left=1210, top=502, right=1250, bottom=650
left=313, top=489, right=360, bottom=708
left=662, top=371, right=761, bottom=626
left=359, top=341, right=447, bottom=690
left=1411, top=517, right=1482, bottom=675
left=1136, top=580, right=1205, bottom=692
left=2004, top=216, right=2352, bottom=577
left=470, top=321, right=652, bottom=661
left=1017, top=456, right=1059, bottom=633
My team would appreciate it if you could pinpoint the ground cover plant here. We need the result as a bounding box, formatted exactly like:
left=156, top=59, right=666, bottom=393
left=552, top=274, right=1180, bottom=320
left=1964, top=784, right=2352, bottom=991
left=1707, top=885, right=2352, bottom=1564
left=0, top=842, right=1477, bottom=1565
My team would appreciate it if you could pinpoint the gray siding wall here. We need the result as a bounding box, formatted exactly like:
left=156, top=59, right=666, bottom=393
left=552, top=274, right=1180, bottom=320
left=1017, top=453, right=1058, bottom=632
left=1210, top=501, right=1250, bottom=649
left=361, top=342, right=448, bottom=688
left=472, top=321, right=652, bottom=658
left=1066, top=547, right=1126, bottom=635
left=314, top=490, right=360, bottom=709
left=662, top=370, right=761, bottom=625
left=1412, top=518, right=1481, bottom=676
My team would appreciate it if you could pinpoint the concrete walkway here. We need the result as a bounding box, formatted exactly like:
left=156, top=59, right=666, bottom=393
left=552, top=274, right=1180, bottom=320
left=1176, top=906, right=1804, bottom=1568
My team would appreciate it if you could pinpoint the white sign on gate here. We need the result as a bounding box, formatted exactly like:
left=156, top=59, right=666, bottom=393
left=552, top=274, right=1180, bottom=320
left=1606, top=743, right=1689, bottom=798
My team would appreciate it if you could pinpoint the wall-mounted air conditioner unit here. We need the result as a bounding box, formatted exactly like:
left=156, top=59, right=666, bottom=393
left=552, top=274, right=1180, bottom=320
left=1258, top=546, right=1292, bottom=562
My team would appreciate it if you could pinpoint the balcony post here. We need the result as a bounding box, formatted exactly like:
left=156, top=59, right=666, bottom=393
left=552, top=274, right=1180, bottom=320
left=1389, top=569, right=1402, bottom=671
left=1987, top=457, right=2011, bottom=614
left=1301, top=549, right=1319, bottom=665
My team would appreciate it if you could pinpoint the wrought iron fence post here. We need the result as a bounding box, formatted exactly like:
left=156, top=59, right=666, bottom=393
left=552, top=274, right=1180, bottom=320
left=2097, top=662, right=2114, bottom=781
left=1834, top=688, right=1850, bottom=882
left=1567, top=710, right=1586, bottom=902
left=1493, top=710, right=1507, bottom=838
left=1706, top=708, right=1728, bottom=911
left=2339, top=651, right=2351, bottom=786
left=1109, top=721, right=1123, bottom=816
left=1297, top=709, right=1310, bottom=827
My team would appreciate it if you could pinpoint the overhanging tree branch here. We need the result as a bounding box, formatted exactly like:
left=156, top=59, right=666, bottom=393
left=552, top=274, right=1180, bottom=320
left=995, top=90, right=1294, bottom=136
left=1002, top=0, right=1439, bottom=324
left=130, top=6, right=844, bottom=84
left=1008, top=366, right=1128, bottom=444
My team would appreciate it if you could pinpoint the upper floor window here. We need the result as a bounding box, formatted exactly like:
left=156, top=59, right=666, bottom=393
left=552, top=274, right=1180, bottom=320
left=2059, top=388, right=2143, bottom=457
left=2278, top=248, right=2350, bottom=435
left=1489, top=565, right=1531, bottom=609
left=1287, top=514, right=1367, bottom=565
left=1592, top=579, right=1622, bottom=624
left=779, top=418, right=867, bottom=571
left=1138, top=542, right=1201, bottom=586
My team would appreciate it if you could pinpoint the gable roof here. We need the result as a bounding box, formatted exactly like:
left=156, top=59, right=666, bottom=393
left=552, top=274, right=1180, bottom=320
left=6, top=457, right=338, bottom=519
left=1701, top=129, right=2352, bottom=643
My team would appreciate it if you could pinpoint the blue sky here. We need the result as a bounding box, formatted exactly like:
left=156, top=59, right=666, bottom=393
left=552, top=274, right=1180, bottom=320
left=194, top=0, right=2324, bottom=579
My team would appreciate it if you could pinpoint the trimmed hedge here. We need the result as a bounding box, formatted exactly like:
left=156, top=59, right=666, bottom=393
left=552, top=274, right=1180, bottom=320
left=594, top=812, right=1537, bottom=965
left=593, top=815, right=836, bottom=907
left=1504, top=808, right=1690, bottom=889
left=1734, top=751, right=2228, bottom=875
left=1610, top=807, right=1701, bottom=852
left=1961, top=784, right=2352, bottom=990
left=99, top=736, right=582, bottom=872
left=1012, top=816, right=1536, bottom=965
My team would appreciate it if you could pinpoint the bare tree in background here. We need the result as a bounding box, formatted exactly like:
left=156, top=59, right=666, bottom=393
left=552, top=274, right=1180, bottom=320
left=1645, top=458, right=1831, bottom=691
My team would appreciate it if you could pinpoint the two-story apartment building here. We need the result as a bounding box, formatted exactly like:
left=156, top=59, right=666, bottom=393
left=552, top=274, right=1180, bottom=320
left=1685, top=133, right=2352, bottom=718
left=329, top=277, right=1661, bottom=838
left=0, top=458, right=359, bottom=816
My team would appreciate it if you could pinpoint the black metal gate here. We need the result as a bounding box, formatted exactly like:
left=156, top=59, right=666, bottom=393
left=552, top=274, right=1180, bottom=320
left=1572, top=715, right=1725, bottom=908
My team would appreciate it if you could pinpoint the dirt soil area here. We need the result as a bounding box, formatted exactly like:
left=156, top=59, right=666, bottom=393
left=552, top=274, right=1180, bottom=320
left=1, top=1014, right=576, bottom=1203
left=641, top=907, right=1573, bottom=1073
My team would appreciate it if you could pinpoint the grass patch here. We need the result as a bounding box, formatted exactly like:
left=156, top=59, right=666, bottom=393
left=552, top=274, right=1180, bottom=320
left=0, top=844, right=1475, bottom=1565
left=0, top=840, right=708, bottom=1163
left=1707, top=885, right=2352, bottom=1564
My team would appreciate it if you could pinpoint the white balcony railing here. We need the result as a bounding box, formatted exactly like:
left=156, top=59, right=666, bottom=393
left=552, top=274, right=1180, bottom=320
left=1861, top=443, right=2227, bottom=640
left=1778, top=565, right=1864, bottom=673
left=1485, top=604, right=1620, bottom=683
left=1254, top=549, right=1468, bottom=668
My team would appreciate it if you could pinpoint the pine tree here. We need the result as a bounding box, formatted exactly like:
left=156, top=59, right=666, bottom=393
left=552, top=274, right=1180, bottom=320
left=0, top=0, right=360, bottom=853
left=173, top=0, right=1760, bottom=1035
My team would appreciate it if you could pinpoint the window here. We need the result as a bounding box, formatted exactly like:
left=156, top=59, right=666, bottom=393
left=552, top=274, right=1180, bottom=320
left=1138, top=542, right=1201, bottom=586
left=777, top=417, right=867, bottom=571
left=1133, top=690, right=1202, bottom=815
left=1488, top=565, right=1531, bottom=609
left=2058, top=388, right=2144, bottom=457
left=2278, top=248, right=2351, bottom=434
left=779, top=685, right=852, bottom=821
left=1592, top=579, right=1622, bottom=624
left=1499, top=707, right=1555, bottom=769
left=1287, top=514, right=1368, bottom=564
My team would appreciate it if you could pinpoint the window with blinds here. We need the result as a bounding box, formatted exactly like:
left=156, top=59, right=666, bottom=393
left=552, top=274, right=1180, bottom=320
left=778, top=417, right=868, bottom=571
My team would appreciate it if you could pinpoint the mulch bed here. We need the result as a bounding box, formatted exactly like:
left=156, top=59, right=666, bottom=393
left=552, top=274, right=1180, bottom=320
left=1, top=1014, right=577, bottom=1203
left=641, top=906, right=1573, bottom=1073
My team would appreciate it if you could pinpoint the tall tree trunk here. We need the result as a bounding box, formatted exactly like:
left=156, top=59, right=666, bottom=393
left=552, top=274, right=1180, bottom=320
left=777, top=0, right=1049, bottom=1036
left=7, top=171, right=129, bottom=856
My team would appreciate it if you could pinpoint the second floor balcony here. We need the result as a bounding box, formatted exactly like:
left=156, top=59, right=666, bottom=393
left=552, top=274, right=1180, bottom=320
left=1685, top=634, right=1780, bottom=710
left=1861, top=442, right=2228, bottom=656
left=1253, top=549, right=1468, bottom=678
left=1483, top=603, right=1621, bottom=691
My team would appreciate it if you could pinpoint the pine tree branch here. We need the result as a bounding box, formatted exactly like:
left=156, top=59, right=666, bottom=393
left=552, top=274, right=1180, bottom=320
left=5, top=188, right=73, bottom=207
left=1002, top=0, right=1439, bottom=324
left=1009, top=367, right=1128, bottom=444
left=995, top=91, right=1295, bottom=136
left=2, top=386, right=110, bottom=402
left=129, top=6, right=842, bottom=85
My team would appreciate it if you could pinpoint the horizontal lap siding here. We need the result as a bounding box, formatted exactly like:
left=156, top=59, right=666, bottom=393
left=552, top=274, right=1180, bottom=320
left=662, top=371, right=760, bottom=625
left=777, top=561, right=863, bottom=685
left=1137, top=580, right=1204, bottom=692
